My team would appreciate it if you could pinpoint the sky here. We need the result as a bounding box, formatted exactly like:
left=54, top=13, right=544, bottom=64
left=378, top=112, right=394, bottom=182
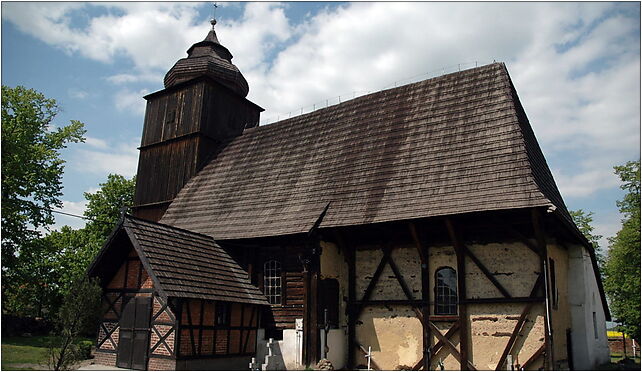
left=1, top=2, right=640, bottom=253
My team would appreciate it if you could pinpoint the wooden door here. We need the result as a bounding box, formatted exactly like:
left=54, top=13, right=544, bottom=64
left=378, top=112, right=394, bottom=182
left=117, top=296, right=152, bottom=370
left=318, top=278, right=339, bottom=328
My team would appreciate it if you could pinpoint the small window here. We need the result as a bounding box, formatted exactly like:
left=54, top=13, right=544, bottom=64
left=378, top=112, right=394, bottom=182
left=264, top=260, right=282, bottom=305
left=435, top=267, right=458, bottom=315
left=216, top=302, right=230, bottom=326
left=592, top=312, right=598, bottom=339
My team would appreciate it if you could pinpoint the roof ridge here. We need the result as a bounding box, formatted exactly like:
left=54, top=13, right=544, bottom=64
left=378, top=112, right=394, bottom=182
left=123, top=213, right=219, bottom=241
left=245, top=62, right=505, bottom=135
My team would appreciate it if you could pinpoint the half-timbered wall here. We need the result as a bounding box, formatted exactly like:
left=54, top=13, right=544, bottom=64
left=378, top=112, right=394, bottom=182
left=95, top=248, right=178, bottom=370
left=329, top=216, right=555, bottom=371
left=176, top=299, right=259, bottom=358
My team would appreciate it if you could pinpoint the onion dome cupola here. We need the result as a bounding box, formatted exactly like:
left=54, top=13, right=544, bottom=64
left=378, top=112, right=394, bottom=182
left=164, top=19, right=250, bottom=97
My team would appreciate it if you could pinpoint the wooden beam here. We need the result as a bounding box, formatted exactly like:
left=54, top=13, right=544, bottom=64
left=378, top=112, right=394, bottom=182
left=522, top=344, right=546, bottom=370
left=185, top=300, right=196, bottom=356
left=302, top=261, right=310, bottom=365
left=495, top=301, right=535, bottom=370
left=354, top=247, right=393, bottom=318
left=462, top=245, right=512, bottom=298
left=492, top=217, right=540, bottom=255
left=445, top=218, right=470, bottom=371
left=427, top=321, right=476, bottom=370
left=409, top=222, right=431, bottom=371
left=532, top=208, right=554, bottom=369
left=387, top=253, right=415, bottom=301
left=409, top=222, right=426, bottom=264
left=352, top=299, right=428, bottom=306
left=337, top=229, right=356, bottom=370
left=462, top=296, right=544, bottom=304
left=413, top=321, right=460, bottom=370
left=310, top=258, right=320, bottom=364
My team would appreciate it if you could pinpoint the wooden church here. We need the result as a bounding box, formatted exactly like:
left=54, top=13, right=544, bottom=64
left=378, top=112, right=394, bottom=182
left=88, top=20, right=611, bottom=370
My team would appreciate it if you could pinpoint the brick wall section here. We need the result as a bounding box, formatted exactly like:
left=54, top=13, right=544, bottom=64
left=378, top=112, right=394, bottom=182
left=97, top=322, right=119, bottom=350
left=94, top=351, right=117, bottom=367
left=150, top=325, right=175, bottom=356
left=148, top=357, right=176, bottom=370
left=609, top=337, right=637, bottom=355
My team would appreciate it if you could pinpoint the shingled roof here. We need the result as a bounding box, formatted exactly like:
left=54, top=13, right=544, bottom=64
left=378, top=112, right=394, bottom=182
left=160, top=62, right=573, bottom=240
left=88, top=215, right=268, bottom=305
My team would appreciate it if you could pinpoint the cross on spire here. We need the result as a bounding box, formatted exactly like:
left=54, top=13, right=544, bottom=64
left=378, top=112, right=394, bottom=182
left=210, top=3, right=218, bottom=28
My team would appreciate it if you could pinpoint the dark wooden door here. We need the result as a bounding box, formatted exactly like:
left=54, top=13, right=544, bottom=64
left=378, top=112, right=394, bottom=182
left=318, top=279, right=339, bottom=328
left=117, top=296, right=152, bottom=370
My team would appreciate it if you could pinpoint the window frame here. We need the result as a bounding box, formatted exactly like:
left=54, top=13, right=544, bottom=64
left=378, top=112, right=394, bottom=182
left=263, top=260, right=283, bottom=305
left=434, top=266, right=458, bottom=315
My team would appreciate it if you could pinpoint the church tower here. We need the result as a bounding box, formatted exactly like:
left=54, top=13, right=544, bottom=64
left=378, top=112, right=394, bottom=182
left=132, top=20, right=263, bottom=221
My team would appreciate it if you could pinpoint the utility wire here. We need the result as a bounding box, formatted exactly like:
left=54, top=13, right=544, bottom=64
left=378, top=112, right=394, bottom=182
left=37, top=206, right=119, bottom=226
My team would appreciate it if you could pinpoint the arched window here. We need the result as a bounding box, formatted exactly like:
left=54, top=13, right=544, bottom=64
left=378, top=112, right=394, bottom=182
left=264, top=260, right=282, bottom=305
left=435, top=267, right=457, bottom=315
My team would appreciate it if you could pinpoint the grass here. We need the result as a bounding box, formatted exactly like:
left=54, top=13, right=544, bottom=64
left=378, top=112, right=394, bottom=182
left=1, top=335, right=93, bottom=371
left=597, top=354, right=641, bottom=371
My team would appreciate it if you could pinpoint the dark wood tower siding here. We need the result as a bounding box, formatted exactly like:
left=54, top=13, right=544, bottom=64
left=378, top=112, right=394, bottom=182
left=133, top=77, right=262, bottom=221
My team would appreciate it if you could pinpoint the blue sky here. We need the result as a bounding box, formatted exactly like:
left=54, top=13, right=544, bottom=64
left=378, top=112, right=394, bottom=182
left=2, top=2, right=640, bottom=253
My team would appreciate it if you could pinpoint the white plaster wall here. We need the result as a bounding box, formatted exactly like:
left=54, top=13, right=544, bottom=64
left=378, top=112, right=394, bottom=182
left=255, top=329, right=303, bottom=370
left=326, top=329, right=347, bottom=369
left=568, top=244, right=610, bottom=369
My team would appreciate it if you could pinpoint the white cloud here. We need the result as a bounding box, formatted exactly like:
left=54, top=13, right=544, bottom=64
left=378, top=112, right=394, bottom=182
left=68, top=88, right=89, bottom=99
left=593, top=211, right=625, bottom=253
left=74, top=140, right=139, bottom=178
left=1, top=2, right=205, bottom=70
left=85, top=136, right=109, bottom=150
left=552, top=168, right=622, bottom=199
left=49, top=200, right=89, bottom=231
left=3, top=2, right=639, bottom=201
left=106, top=73, right=162, bottom=85
left=114, top=88, right=149, bottom=115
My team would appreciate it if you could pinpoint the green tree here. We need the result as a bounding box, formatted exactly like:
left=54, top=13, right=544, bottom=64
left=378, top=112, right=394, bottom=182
left=570, top=209, right=604, bottom=266
left=604, top=160, right=641, bottom=341
left=1, top=85, right=85, bottom=311
left=3, top=173, right=135, bottom=318
left=47, top=277, right=102, bottom=370
left=83, top=174, right=136, bottom=243
left=44, top=174, right=135, bottom=307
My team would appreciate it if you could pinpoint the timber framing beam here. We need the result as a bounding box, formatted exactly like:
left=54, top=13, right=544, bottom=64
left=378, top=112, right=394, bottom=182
left=495, top=274, right=543, bottom=370
left=413, top=321, right=460, bottom=370
left=492, top=217, right=540, bottom=255
left=531, top=208, right=554, bottom=369
left=427, top=321, right=476, bottom=370
left=409, top=222, right=431, bottom=371
left=522, top=344, right=546, bottom=370
left=335, top=229, right=356, bottom=370
left=461, top=245, right=512, bottom=298
left=445, top=218, right=470, bottom=371
left=462, top=297, right=544, bottom=304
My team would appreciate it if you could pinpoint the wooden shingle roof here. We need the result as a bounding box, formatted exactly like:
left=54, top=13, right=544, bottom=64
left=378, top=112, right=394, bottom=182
left=161, top=63, right=573, bottom=240
left=89, top=215, right=268, bottom=305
